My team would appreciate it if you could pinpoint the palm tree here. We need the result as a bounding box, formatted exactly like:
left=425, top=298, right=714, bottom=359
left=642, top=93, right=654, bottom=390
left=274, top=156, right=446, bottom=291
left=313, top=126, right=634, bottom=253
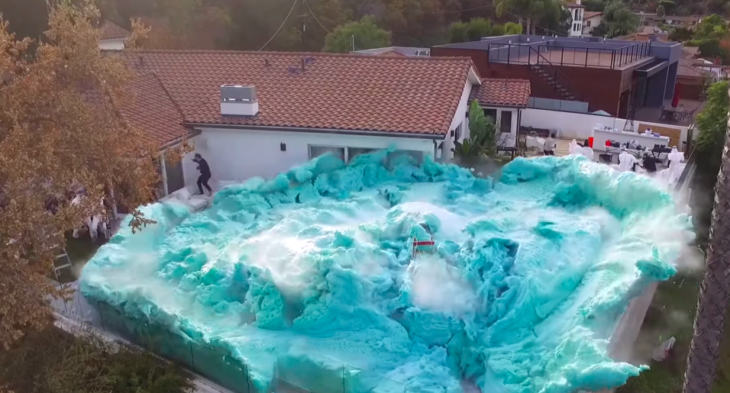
left=681, top=111, right=730, bottom=392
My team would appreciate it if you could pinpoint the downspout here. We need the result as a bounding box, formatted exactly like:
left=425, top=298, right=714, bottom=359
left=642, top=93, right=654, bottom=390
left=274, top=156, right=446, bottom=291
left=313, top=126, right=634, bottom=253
left=433, top=140, right=438, bottom=160
left=160, top=155, right=169, bottom=197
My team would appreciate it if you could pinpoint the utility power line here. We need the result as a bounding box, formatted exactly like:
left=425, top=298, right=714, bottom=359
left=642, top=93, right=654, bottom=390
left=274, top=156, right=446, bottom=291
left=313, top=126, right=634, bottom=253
left=303, top=0, right=333, bottom=34
left=258, top=0, right=299, bottom=51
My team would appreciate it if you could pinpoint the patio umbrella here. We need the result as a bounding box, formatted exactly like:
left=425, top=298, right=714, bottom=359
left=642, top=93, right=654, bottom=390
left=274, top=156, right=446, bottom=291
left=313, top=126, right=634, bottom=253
left=671, top=83, right=682, bottom=108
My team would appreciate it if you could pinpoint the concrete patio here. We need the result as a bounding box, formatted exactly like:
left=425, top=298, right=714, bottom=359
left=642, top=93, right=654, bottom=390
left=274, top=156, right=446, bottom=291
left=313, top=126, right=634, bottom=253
left=635, top=99, right=704, bottom=126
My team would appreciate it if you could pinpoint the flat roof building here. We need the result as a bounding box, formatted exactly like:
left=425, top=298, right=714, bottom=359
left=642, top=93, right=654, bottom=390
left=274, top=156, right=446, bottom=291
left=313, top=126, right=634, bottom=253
left=432, top=34, right=682, bottom=118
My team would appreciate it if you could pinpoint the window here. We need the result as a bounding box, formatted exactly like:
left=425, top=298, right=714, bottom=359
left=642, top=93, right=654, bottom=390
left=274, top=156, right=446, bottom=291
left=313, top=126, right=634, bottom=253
left=309, top=145, right=345, bottom=161
left=349, top=147, right=377, bottom=161
left=387, top=150, right=424, bottom=168
left=454, top=122, right=463, bottom=141
left=483, top=108, right=497, bottom=123
left=500, top=110, right=513, bottom=134
left=586, top=20, right=591, bottom=27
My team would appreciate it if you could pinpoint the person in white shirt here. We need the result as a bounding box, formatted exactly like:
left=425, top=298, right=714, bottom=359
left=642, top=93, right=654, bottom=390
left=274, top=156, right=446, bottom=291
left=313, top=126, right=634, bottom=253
left=618, top=149, right=638, bottom=172
left=544, top=134, right=557, bottom=156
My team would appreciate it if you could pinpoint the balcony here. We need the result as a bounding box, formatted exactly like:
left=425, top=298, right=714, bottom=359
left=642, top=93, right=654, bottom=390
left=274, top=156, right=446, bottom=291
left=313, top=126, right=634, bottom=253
left=486, top=39, right=654, bottom=70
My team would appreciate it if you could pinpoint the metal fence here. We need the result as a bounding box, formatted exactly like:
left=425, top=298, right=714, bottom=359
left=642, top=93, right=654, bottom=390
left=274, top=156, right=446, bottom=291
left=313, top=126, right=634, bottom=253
left=487, top=41, right=652, bottom=69
left=54, top=295, right=411, bottom=393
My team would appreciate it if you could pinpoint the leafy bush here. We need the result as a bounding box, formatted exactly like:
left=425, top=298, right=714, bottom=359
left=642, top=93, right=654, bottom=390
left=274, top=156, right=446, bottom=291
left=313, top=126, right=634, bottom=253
left=0, top=327, right=192, bottom=393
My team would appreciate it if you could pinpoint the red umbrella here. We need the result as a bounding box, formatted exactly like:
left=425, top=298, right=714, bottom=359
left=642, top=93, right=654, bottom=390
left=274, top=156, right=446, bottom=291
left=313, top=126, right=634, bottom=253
left=671, top=83, right=681, bottom=108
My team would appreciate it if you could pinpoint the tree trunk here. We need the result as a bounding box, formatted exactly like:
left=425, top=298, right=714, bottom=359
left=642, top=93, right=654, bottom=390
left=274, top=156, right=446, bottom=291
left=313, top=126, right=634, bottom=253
left=682, top=112, right=730, bottom=393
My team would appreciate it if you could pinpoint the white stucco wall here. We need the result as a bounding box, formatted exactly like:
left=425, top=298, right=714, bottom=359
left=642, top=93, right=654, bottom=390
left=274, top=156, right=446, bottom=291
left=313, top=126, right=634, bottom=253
left=583, top=16, right=603, bottom=36
left=98, top=39, right=125, bottom=51
left=520, top=108, right=691, bottom=149
left=181, top=128, right=440, bottom=187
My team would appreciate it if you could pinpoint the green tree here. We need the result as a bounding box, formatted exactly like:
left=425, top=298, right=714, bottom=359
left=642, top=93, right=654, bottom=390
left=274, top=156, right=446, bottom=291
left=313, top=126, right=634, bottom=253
left=323, top=15, right=391, bottom=52
left=453, top=101, right=497, bottom=162
left=669, top=27, right=694, bottom=42
left=697, top=38, right=729, bottom=63
left=693, top=14, right=728, bottom=42
left=583, top=0, right=605, bottom=12
left=657, top=0, right=675, bottom=14
left=656, top=5, right=666, bottom=18
left=447, top=21, right=469, bottom=43
left=0, top=327, right=192, bottom=393
left=495, top=0, right=561, bottom=35
left=504, top=21, right=524, bottom=35
left=691, top=80, right=729, bottom=240
left=595, top=2, right=637, bottom=38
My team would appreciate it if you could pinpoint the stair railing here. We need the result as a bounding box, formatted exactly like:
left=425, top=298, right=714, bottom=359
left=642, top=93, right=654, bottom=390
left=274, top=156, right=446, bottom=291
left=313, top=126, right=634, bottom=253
left=528, top=45, right=584, bottom=102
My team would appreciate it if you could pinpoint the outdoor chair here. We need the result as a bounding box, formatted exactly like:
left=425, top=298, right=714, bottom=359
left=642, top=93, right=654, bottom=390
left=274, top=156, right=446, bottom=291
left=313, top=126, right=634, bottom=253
left=681, top=107, right=698, bottom=122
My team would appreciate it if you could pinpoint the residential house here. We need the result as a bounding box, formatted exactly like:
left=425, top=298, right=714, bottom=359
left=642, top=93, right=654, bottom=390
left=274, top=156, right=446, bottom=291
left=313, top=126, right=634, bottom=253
left=432, top=34, right=682, bottom=119
left=565, top=1, right=586, bottom=37
left=582, top=11, right=602, bottom=36
left=618, top=27, right=670, bottom=42
left=469, top=79, right=531, bottom=147
left=98, top=20, right=129, bottom=50
left=637, top=13, right=702, bottom=29
left=115, top=51, right=528, bottom=199
left=350, top=47, right=431, bottom=57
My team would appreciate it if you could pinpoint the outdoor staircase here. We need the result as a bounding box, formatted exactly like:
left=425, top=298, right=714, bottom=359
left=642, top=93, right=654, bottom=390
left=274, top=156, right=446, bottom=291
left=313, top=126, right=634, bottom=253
left=527, top=46, right=583, bottom=103
left=530, top=64, right=578, bottom=101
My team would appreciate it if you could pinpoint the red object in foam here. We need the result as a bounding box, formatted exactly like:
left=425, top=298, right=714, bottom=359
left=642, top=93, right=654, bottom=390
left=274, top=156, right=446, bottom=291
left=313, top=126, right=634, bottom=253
left=413, top=240, right=435, bottom=247
left=588, top=137, right=594, bottom=148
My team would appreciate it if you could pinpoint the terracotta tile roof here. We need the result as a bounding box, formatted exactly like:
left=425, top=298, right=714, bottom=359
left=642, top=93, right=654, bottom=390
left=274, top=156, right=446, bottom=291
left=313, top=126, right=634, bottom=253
left=121, top=51, right=478, bottom=136
left=119, top=73, right=190, bottom=146
left=470, top=79, right=531, bottom=108
left=584, top=11, right=603, bottom=19
left=677, top=58, right=712, bottom=78
left=99, top=20, right=129, bottom=40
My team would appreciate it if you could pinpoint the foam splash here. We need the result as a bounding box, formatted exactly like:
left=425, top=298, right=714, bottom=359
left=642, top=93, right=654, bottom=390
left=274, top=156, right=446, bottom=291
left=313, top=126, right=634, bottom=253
left=80, top=151, right=693, bottom=393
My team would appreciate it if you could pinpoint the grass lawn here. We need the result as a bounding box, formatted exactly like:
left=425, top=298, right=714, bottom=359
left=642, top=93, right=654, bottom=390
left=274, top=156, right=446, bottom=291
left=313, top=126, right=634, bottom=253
left=617, top=272, right=730, bottom=393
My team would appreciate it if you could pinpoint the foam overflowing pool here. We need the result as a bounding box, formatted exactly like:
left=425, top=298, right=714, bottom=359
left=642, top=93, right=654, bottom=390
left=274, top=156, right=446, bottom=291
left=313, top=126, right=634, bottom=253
left=80, top=150, right=693, bottom=393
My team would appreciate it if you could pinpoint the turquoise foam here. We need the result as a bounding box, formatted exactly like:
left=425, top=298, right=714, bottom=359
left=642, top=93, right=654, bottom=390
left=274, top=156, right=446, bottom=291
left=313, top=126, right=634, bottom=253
left=80, top=152, right=693, bottom=393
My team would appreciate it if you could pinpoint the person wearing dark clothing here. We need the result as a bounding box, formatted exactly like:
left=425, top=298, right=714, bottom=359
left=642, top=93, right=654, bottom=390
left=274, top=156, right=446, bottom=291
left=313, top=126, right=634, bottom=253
left=642, top=154, right=657, bottom=173
left=193, top=153, right=213, bottom=195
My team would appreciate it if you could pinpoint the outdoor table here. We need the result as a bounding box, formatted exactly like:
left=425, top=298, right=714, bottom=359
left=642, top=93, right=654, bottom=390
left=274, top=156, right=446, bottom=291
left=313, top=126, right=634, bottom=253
left=661, top=108, right=685, bottom=122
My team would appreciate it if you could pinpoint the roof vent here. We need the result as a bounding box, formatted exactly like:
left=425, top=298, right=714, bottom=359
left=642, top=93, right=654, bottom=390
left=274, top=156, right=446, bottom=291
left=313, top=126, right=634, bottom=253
left=220, top=85, right=259, bottom=116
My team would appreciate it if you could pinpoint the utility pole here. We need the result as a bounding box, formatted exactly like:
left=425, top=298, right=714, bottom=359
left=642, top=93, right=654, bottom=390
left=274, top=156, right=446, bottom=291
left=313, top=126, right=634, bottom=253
left=351, top=35, right=355, bottom=52
left=300, top=0, right=307, bottom=51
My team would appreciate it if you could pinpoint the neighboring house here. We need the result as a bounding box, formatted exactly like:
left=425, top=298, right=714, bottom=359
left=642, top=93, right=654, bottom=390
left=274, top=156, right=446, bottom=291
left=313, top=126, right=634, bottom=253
left=636, top=13, right=702, bottom=29
left=98, top=20, right=129, bottom=50
left=433, top=35, right=681, bottom=118
left=676, top=58, right=713, bottom=100
left=582, top=11, right=603, bottom=36
left=116, top=51, right=515, bottom=198
left=617, top=27, right=670, bottom=42
left=565, top=1, right=586, bottom=37
left=469, top=79, right=531, bottom=147
left=351, top=47, right=431, bottom=57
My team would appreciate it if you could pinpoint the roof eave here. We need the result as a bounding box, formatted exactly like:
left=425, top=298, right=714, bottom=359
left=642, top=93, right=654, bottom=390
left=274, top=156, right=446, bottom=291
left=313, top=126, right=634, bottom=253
left=157, top=128, right=200, bottom=151
left=474, top=100, right=528, bottom=109
left=182, top=122, right=447, bottom=140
